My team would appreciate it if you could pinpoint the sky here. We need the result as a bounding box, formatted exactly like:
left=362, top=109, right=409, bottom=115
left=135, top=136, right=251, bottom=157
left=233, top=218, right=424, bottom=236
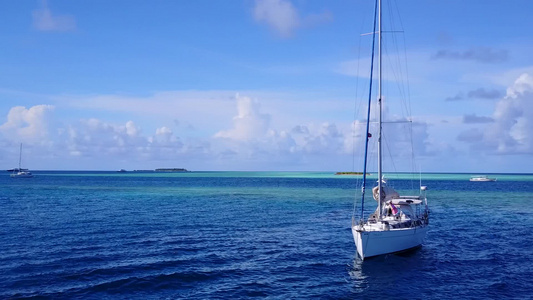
left=1, top=0, right=532, bottom=173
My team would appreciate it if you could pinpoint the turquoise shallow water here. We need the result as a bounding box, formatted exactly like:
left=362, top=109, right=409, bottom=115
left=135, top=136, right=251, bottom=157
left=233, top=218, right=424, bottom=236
left=1, top=171, right=532, bottom=299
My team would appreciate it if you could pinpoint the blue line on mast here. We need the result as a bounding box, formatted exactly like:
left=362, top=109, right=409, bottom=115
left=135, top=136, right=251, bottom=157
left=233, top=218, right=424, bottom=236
left=360, top=0, right=379, bottom=221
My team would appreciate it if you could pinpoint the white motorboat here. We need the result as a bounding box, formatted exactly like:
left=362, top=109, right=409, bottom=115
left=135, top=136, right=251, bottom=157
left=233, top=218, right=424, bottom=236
left=351, top=0, right=429, bottom=260
left=470, top=175, right=496, bottom=182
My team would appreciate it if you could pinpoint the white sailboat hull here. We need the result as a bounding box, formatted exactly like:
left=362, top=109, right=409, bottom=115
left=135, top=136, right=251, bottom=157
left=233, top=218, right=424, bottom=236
left=10, top=172, right=33, bottom=178
left=352, top=225, right=428, bottom=260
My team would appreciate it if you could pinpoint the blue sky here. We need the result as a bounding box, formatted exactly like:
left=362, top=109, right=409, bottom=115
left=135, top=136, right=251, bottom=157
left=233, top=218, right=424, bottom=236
left=1, top=0, right=532, bottom=172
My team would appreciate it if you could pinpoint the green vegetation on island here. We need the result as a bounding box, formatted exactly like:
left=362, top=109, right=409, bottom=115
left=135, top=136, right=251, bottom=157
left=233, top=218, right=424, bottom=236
left=155, top=168, right=189, bottom=172
left=335, top=172, right=370, bottom=175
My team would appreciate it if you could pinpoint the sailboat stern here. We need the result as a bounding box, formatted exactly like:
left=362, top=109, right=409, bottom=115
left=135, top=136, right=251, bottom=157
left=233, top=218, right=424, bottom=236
left=352, top=225, right=367, bottom=259
left=352, top=225, right=428, bottom=260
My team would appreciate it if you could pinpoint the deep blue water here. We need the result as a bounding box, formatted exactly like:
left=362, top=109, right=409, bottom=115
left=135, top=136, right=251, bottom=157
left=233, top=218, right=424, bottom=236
left=1, top=171, right=532, bottom=299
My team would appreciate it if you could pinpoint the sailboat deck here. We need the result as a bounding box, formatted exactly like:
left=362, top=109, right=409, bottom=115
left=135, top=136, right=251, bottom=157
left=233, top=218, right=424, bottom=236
left=359, top=214, right=427, bottom=232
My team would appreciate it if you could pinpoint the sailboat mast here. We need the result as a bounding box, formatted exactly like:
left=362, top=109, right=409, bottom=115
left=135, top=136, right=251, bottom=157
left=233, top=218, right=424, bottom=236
left=377, top=0, right=383, bottom=219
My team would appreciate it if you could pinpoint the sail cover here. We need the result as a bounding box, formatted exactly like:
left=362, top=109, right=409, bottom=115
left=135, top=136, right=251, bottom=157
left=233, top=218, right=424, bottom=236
left=372, top=185, right=399, bottom=203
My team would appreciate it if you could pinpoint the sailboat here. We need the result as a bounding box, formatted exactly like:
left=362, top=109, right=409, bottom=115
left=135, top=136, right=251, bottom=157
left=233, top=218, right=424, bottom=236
left=10, top=143, right=33, bottom=178
left=351, top=0, right=429, bottom=260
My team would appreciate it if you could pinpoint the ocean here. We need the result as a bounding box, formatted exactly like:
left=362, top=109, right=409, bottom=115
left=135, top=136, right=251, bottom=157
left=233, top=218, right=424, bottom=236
left=1, top=171, right=532, bottom=299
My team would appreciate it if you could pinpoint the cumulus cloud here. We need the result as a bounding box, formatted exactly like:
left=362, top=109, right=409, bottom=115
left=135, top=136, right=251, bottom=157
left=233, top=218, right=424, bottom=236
left=459, top=73, right=533, bottom=155
left=432, top=47, right=508, bottom=64
left=0, top=105, right=55, bottom=142
left=487, top=73, right=533, bottom=154
left=211, top=93, right=432, bottom=171
left=0, top=93, right=433, bottom=171
left=215, top=94, right=271, bottom=140
left=284, top=122, right=346, bottom=156
left=0, top=101, right=218, bottom=170
left=64, top=119, right=193, bottom=162
left=150, top=126, right=182, bottom=148
left=32, top=0, right=76, bottom=32
left=304, top=123, right=344, bottom=154
left=214, top=94, right=344, bottom=155
left=155, top=126, right=172, bottom=136
left=253, top=0, right=331, bottom=38
left=65, top=119, right=145, bottom=157
left=213, top=94, right=351, bottom=168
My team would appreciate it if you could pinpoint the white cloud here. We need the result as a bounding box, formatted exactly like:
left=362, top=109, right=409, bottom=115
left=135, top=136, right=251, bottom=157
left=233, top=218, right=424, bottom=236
left=0, top=92, right=434, bottom=171
left=302, top=122, right=345, bottom=154
left=151, top=126, right=182, bottom=148
left=32, top=1, right=76, bottom=32
left=65, top=119, right=145, bottom=156
left=0, top=105, right=196, bottom=168
left=253, top=0, right=300, bottom=38
left=252, top=0, right=332, bottom=38
left=213, top=94, right=344, bottom=168
left=487, top=73, right=533, bottom=154
left=209, top=93, right=434, bottom=171
left=43, top=90, right=359, bottom=168
left=0, top=105, right=55, bottom=143
left=459, top=73, right=533, bottom=155
left=214, top=94, right=343, bottom=156
left=63, top=119, right=198, bottom=163
left=155, top=126, right=172, bottom=136
left=491, top=66, right=533, bottom=87
left=215, top=94, right=270, bottom=140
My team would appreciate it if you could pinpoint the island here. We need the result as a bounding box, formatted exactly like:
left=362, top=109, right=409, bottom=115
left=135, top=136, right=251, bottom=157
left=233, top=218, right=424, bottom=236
left=155, top=168, right=189, bottom=172
left=335, top=172, right=370, bottom=175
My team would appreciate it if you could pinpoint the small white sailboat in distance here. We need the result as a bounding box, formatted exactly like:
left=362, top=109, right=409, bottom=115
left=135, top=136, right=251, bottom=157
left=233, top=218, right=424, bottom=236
left=10, top=143, right=33, bottom=178
left=351, top=0, right=429, bottom=260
